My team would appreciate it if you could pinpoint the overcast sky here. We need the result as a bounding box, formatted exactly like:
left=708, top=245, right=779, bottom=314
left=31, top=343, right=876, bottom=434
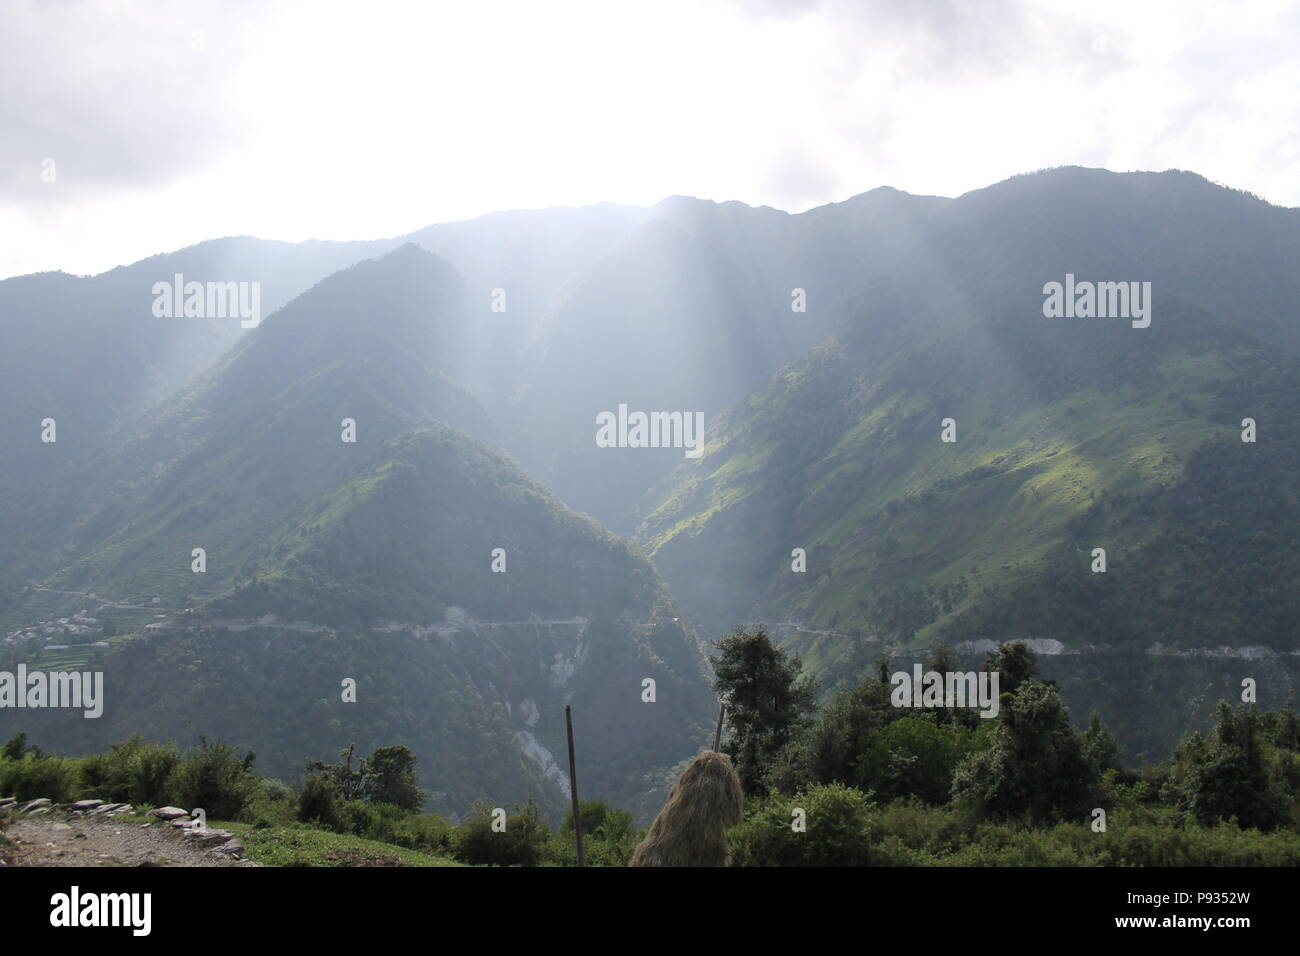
left=2, top=0, right=1297, bottom=279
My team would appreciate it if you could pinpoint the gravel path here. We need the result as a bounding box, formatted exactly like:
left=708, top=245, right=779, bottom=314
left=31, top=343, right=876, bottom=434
left=2, top=815, right=257, bottom=867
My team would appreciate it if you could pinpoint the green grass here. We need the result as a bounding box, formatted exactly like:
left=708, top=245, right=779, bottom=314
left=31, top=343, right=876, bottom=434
left=222, top=821, right=464, bottom=867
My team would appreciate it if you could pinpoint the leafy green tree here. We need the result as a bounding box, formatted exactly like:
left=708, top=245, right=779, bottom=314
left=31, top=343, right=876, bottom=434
left=982, top=641, right=1039, bottom=700
left=926, top=641, right=979, bottom=728
left=951, top=681, right=1100, bottom=824
left=1, top=732, right=28, bottom=761
left=855, top=716, right=985, bottom=805
left=305, top=743, right=426, bottom=810
left=1178, top=703, right=1290, bottom=832
left=361, top=744, right=427, bottom=810
left=770, top=673, right=895, bottom=793
left=1082, top=710, right=1121, bottom=777
left=711, top=624, right=818, bottom=795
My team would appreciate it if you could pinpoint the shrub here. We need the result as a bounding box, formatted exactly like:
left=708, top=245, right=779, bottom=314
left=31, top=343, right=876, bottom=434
left=390, top=813, right=455, bottom=855
left=297, top=774, right=342, bottom=830
left=168, top=736, right=259, bottom=820
left=0, top=754, right=81, bottom=803
left=454, top=799, right=550, bottom=866
left=241, top=778, right=297, bottom=829
left=729, top=783, right=876, bottom=866
left=79, top=735, right=179, bottom=806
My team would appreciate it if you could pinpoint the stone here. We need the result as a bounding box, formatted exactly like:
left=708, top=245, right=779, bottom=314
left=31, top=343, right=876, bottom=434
left=149, top=806, right=190, bottom=821
left=67, top=799, right=104, bottom=811
left=14, top=798, right=52, bottom=812
left=185, top=827, right=235, bottom=846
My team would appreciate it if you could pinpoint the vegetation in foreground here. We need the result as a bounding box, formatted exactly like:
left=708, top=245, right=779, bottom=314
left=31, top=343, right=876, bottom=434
left=2, top=634, right=1298, bottom=866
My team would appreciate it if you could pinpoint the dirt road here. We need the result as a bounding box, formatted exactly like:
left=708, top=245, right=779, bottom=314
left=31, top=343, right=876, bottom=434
left=1, top=815, right=256, bottom=867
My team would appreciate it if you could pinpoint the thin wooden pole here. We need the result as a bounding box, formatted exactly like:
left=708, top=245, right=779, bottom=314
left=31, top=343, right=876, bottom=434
left=565, top=704, right=585, bottom=867
left=713, top=702, right=725, bottom=752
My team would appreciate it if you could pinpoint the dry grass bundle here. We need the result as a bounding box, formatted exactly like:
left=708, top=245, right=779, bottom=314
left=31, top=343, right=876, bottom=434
left=629, top=750, right=743, bottom=867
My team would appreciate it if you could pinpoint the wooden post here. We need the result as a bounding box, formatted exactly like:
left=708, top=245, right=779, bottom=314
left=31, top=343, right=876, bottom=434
left=565, top=704, right=585, bottom=867
left=713, top=702, right=726, bottom=752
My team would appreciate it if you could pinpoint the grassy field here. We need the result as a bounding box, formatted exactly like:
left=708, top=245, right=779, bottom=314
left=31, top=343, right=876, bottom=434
left=220, top=821, right=463, bottom=867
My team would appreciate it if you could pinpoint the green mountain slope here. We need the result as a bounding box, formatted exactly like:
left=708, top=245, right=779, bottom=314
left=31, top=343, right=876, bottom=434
left=636, top=170, right=1300, bottom=758
left=8, top=425, right=714, bottom=819
left=3, top=246, right=716, bottom=819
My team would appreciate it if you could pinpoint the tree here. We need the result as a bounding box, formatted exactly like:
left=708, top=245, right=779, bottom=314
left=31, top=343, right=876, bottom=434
left=855, top=715, right=984, bottom=805
left=305, top=743, right=364, bottom=800
left=2, top=731, right=29, bottom=761
left=1178, top=703, right=1289, bottom=831
left=304, top=743, right=426, bottom=809
left=926, top=641, right=978, bottom=728
left=711, top=624, right=818, bottom=795
left=982, top=640, right=1040, bottom=702
left=362, top=744, right=426, bottom=810
left=951, top=680, right=1100, bottom=824
left=1082, top=710, right=1120, bottom=776
left=769, top=671, right=894, bottom=793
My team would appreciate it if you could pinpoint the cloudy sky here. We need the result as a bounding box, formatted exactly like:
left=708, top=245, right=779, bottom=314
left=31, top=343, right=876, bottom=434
left=2, top=0, right=1297, bottom=279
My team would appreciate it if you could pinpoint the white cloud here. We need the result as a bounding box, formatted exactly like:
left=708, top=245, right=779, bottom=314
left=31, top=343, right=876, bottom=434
left=1, top=0, right=1295, bottom=279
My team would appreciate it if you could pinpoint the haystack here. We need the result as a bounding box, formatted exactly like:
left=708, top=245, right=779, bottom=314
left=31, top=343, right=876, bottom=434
left=629, top=750, right=743, bottom=867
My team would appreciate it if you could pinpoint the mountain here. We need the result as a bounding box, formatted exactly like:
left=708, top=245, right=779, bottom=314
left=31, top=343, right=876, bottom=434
left=635, top=168, right=1300, bottom=758
left=4, top=165, right=1297, bottom=792
left=2, top=244, right=716, bottom=819
left=0, top=233, right=399, bottom=599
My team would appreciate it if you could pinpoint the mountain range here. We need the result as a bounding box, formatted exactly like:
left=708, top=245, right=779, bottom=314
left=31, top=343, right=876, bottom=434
left=2, top=165, right=1296, bottom=815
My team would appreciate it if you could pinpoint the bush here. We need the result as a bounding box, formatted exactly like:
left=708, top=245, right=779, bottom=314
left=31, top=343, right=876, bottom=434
left=241, top=778, right=297, bottom=829
left=297, top=774, right=342, bottom=830
left=168, top=736, right=259, bottom=820
left=79, top=735, right=179, bottom=806
left=0, top=754, right=81, bottom=803
left=454, top=800, right=550, bottom=866
left=729, top=783, right=876, bottom=866
left=390, top=813, right=455, bottom=855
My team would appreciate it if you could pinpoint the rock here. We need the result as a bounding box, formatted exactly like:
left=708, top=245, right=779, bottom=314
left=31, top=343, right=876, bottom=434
left=140, top=823, right=152, bottom=829
left=0, top=797, right=16, bottom=808
left=212, top=839, right=245, bottom=856
left=170, top=818, right=197, bottom=829
left=27, top=807, right=51, bottom=816
left=14, top=798, right=52, bottom=812
left=67, top=799, right=104, bottom=811
left=148, top=806, right=191, bottom=821
left=185, top=827, right=235, bottom=846
left=92, top=803, right=130, bottom=815
left=50, top=823, right=72, bottom=832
